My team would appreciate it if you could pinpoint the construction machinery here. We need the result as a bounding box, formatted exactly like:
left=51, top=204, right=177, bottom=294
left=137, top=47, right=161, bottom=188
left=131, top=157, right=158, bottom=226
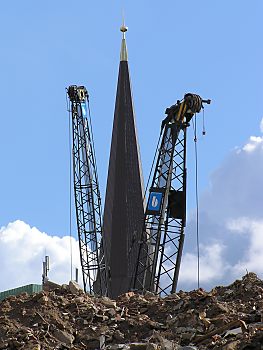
left=67, top=85, right=108, bottom=295
left=67, top=86, right=210, bottom=297
left=131, top=93, right=211, bottom=295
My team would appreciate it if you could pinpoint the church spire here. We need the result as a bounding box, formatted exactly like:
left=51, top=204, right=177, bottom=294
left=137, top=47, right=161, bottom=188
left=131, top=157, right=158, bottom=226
left=102, top=25, right=144, bottom=298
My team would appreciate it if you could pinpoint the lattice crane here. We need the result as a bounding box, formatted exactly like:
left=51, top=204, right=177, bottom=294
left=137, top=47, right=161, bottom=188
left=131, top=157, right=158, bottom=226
left=132, top=93, right=211, bottom=295
left=67, top=85, right=108, bottom=295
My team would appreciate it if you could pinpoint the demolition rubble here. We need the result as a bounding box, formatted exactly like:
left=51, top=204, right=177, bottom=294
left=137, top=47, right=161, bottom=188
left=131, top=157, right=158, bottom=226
left=0, top=273, right=263, bottom=350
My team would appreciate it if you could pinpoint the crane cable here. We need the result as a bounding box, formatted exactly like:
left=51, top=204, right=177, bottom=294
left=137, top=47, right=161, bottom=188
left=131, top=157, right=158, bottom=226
left=66, top=91, right=73, bottom=281
left=87, top=98, right=100, bottom=186
left=143, top=130, right=163, bottom=203
left=86, top=98, right=109, bottom=296
left=202, top=107, right=206, bottom=136
left=193, top=114, right=200, bottom=289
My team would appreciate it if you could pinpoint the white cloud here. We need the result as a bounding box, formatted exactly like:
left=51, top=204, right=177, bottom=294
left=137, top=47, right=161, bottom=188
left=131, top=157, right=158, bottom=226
left=226, top=217, right=251, bottom=233
left=199, top=131, right=263, bottom=222
left=260, top=118, right=263, bottom=133
left=180, top=242, right=227, bottom=287
left=242, top=136, right=263, bottom=152
left=0, top=220, right=81, bottom=291
left=228, top=218, right=263, bottom=275
left=180, top=121, right=263, bottom=290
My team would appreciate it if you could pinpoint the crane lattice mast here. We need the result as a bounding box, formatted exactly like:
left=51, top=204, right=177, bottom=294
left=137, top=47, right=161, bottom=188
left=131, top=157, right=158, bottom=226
left=132, top=93, right=210, bottom=295
left=67, top=85, right=108, bottom=295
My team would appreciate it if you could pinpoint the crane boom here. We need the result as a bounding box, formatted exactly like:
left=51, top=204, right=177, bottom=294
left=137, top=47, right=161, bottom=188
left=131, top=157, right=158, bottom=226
left=132, top=93, right=210, bottom=295
left=67, top=85, right=108, bottom=295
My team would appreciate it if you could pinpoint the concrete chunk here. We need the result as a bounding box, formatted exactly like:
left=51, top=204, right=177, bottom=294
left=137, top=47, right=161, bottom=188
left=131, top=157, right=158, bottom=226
left=69, top=280, right=83, bottom=295
left=53, top=329, right=74, bottom=345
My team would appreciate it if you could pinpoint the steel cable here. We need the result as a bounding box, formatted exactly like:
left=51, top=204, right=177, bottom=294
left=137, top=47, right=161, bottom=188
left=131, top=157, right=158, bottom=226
left=193, top=114, right=200, bottom=289
left=66, top=91, right=73, bottom=281
left=143, top=130, right=163, bottom=203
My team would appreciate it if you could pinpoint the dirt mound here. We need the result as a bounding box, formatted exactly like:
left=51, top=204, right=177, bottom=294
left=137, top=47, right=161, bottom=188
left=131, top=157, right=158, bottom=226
left=0, top=273, right=263, bottom=349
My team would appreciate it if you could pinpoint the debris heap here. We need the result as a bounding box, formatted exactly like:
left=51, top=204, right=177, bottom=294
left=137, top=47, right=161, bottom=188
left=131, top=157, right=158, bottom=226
left=1, top=273, right=263, bottom=350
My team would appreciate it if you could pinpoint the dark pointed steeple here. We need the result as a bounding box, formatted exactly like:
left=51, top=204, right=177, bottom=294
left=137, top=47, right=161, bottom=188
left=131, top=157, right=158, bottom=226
left=103, top=25, right=144, bottom=298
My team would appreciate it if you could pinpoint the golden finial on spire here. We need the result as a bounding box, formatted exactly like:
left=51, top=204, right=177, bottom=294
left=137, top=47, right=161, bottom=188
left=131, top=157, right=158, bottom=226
left=120, top=16, right=128, bottom=61
left=120, top=25, right=128, bottom=37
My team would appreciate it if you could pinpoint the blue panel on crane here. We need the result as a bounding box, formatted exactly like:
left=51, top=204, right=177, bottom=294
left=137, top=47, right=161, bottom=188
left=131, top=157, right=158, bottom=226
left=147, top=192, right=163, bottom=213
left=81, top=103, right=87, bottom=116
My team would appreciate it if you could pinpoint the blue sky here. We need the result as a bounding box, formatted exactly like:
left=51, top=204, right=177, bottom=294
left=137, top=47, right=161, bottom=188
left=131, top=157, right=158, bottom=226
left=0, top=1, right=262, bottom=290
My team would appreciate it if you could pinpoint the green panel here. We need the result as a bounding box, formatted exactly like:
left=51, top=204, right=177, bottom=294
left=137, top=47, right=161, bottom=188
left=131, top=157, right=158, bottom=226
left=0, top=284, right=42, bottom=301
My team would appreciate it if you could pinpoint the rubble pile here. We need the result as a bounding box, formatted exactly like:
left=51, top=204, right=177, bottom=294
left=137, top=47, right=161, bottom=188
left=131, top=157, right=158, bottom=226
left=1, top=273, right=263, bottom=350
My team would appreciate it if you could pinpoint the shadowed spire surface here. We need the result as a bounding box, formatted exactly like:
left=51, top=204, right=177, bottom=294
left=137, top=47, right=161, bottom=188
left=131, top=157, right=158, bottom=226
left=103, top=26, right=144, bottom=298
